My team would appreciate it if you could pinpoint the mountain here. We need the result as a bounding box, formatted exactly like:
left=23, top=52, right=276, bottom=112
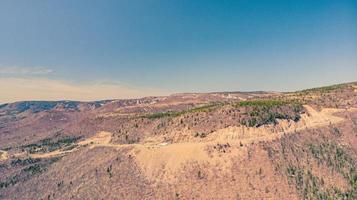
left=0, top=82, right=357, bottom=199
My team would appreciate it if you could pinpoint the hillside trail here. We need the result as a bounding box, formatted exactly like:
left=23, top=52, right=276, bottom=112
left=131, top=105, right=355, bottom=181
left=6, top=105, right=354, bottom=164
left=206, top=105, right=345, bottom=144
left=2, top=105, right=355, bottom=183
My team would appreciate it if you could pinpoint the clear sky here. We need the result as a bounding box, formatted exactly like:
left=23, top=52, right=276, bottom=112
left=0, top=0, right=356, bottom=103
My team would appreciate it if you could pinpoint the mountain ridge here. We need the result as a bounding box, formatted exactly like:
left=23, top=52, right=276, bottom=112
left=0, top=81, right=356, bottom=199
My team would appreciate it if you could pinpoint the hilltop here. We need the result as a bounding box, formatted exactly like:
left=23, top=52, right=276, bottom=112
left=0, top=82, right=357, bottom=199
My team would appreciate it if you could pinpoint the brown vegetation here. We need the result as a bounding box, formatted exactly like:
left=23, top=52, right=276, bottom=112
left=0, top=82, right=356, bottom=199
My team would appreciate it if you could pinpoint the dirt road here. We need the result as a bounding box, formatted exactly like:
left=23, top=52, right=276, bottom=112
left=5, top=105, right=354, bottom=164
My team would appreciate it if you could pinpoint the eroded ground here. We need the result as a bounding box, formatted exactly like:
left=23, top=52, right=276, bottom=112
left=1, top=82, right=357, bottom=199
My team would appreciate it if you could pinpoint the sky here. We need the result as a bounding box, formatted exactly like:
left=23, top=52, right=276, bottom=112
left=0, top=0, right=356, bottom=103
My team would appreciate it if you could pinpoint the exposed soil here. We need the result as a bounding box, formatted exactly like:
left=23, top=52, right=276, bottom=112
left=1, top=82, right=357, bottom=199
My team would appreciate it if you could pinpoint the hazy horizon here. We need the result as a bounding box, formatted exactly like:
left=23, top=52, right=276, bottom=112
left=1, top=0, right=356, bottom=103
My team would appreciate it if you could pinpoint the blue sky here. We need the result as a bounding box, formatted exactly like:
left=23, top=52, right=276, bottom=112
left=0, top=0, right=356, bottom=102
